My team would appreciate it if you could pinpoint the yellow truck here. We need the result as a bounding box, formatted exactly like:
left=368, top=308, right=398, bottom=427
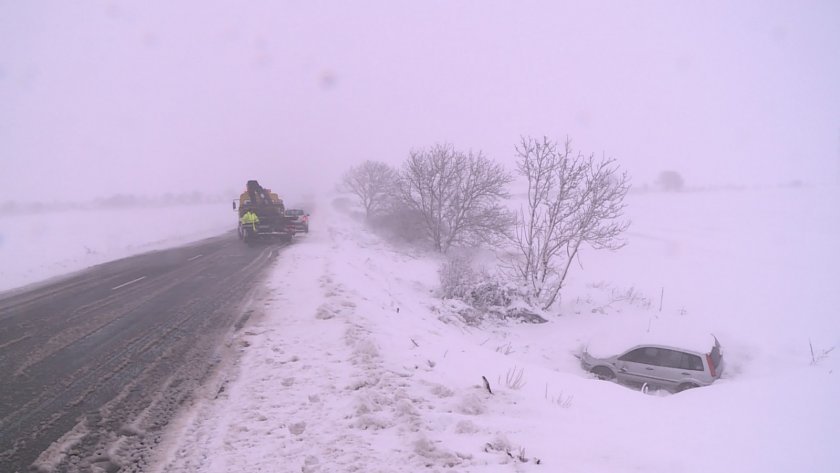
left=233, top=180, right=297, bottom=243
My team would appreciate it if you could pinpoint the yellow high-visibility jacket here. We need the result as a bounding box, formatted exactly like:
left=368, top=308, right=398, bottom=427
left=240, top=211, right=259, bottom=230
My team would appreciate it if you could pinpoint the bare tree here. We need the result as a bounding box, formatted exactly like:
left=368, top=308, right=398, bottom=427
left=341, top=160, right=399, bottom=218
left=512, top=136, right=630, bottom=309
left=400, top=143, right=513, bottom=253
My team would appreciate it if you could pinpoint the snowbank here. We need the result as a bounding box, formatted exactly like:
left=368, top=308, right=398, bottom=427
left=154, top=185, right=840, bottom=473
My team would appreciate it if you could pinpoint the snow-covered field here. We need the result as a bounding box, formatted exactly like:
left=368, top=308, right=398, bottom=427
left=0, top=204, right=235, bottom=293
left=150, top=185, right=837, bottom=473
left=4, top=186, right=839, bottom=472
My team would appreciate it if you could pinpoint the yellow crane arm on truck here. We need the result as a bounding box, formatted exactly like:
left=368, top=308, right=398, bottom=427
left=238, top=189, right=285, bottom=212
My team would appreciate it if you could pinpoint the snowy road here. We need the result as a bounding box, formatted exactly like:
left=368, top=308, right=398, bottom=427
left=0, top=234, right=280, bottom=473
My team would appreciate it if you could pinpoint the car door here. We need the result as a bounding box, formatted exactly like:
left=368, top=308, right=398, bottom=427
left=650, top=348, right=686, bottom=390
left=655, top=348, right=711, bottom=389
left=616, top=347, right=661, bottom=386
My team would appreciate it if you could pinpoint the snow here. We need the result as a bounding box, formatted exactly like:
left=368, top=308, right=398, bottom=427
left=5, top=186, right=839, bottom=472
left=0, top=204, right=235, bottom=293
left=152, top=185, right=838, bottom=473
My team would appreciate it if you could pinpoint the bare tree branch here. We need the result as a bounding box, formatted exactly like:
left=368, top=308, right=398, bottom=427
left=512, top=136, right=630, bottom=309
left=341, top=161, right=399, bottom=219
left=400, top=143, right=513, bottom=252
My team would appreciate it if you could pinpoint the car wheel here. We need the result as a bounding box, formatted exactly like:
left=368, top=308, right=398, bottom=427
left=591, top=366, right=616, bottom=381
left=676, top=383, right=698, bottom=393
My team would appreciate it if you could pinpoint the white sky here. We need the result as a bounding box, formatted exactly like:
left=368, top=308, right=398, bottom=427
left=1, top=0, right=839, bottom=202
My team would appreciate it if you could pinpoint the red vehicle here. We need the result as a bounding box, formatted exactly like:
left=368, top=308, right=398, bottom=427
left=285, top=209, right=309, bottom=233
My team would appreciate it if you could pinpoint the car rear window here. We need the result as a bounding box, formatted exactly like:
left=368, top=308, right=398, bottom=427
left=286, top=209, right=304, bottom=216
left=682, top=353, right=704, bottom=371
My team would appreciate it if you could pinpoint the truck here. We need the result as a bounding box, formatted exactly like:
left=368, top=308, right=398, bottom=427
left=233, top=180, right=297, bottom=244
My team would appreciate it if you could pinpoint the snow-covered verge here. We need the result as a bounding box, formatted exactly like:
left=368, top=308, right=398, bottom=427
left=0, top=204, right=235, bottom=292
left=153, top=185, right=840, bottom=473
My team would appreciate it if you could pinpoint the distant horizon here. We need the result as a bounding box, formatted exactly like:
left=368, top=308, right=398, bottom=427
left=1, top=177, right=833, bottom=216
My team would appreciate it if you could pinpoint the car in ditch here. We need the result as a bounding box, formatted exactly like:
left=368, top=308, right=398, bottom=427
left=580, top=335, right=724, bottom=393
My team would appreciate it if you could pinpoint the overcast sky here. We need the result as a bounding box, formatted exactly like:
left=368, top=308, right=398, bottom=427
left=1, top=0, right=838, bottom=202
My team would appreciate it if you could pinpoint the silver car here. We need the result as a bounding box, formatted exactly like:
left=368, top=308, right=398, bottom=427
left=580, top=337, right=724, bottom=393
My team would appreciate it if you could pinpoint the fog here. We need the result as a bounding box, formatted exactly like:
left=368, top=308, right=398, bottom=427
left=1, top=1, right=838, bottom=204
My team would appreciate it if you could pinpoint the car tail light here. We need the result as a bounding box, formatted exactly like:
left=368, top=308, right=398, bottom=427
left=706, top=354, right=717, bottom=377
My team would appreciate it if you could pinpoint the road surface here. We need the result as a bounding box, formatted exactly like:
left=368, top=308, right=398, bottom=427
left=0, top=234, right=280, bottom=472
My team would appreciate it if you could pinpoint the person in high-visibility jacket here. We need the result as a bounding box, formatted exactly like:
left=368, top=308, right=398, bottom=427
left=240, top=209, right=259, bottom=232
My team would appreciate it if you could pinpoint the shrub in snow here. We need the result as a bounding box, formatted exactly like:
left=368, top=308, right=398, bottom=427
left=483, top=434, right=513, bottom=454
left=491, top=306, right=548, bottom=324
left=495, top=342, right=515, bottom=355
left=809, top=339, right=835, bottom=366
left=438, top=255, right=477, bottom=300
left=469, top=279, right=516, bottom=308
left=502, top=366, right=527, bottom=390
left=484, top=434, right=540, bottom=464
left=544, top=385, right=574, bottom=408
left=367, top=200, right=428, bottom=244
left=444, top=301, right=485, bottom=326
left=439, top=255, right=541, bottom=324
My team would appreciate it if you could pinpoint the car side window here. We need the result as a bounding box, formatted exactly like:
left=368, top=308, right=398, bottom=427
left=619, top=347, right=658, bottom=365
left=619, top=347, right=706, bottom=371
left=655, top=348, right=684, bottom=369
left=618, top=348, right=646, bottom=363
